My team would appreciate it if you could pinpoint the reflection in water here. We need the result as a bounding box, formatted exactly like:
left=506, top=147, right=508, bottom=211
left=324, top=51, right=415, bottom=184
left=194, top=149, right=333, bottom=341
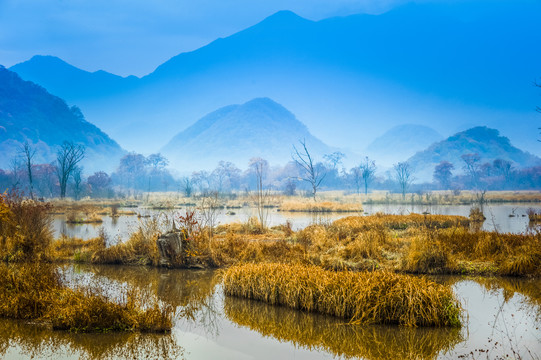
left=224, top=296, right=463, bottom=360
left=79, top=264, right=219, bottom=312
left=2, top=264, right=540, bottom=359
left=0, top=318, right=183, bottom=360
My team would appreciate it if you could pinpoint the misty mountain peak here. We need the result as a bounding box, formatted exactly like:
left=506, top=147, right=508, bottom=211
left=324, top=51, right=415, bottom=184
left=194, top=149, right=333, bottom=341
left=162, top=98, right=331, bottom=170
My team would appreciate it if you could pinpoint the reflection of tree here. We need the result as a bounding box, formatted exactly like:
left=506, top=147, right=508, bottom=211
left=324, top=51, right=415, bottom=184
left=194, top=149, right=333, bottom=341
left=224, top=297, right=463, bottom=360
left=0, top=318, right=184, bottom=359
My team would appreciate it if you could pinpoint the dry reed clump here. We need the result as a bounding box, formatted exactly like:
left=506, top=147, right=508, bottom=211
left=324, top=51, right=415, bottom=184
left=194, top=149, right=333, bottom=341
left=279, top=200, right=363, bottom=213
left=66, top=210, right=103, bottom=224
left=0, top=263, right=173, bottom=333
left=0, top=192, right=53, bottom=262
left=468, top=207, right=486, bottom=223
left=406, top=227, right=541, bottom=276
left=331, top=214, right=469, bottom=236
left=402, top=233, right=455, bottom=274
left=49, top=287, right=172, bottom=332
left=91, top=228, right=159, bottom=266
left=527, top=208, right=541, bottom=222
left=225, top=296, right=463, bottom=360
left=196, top=232, right=306, bottom=267
left=223, top=263, right=462, bottom=327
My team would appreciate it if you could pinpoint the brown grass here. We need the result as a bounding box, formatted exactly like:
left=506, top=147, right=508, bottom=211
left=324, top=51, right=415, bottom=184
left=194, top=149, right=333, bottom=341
left=0, top=262, right=173, bottom=333
left=279, top=200, right=363, bottom=213
left=0, top=192, right=52, bottom=262
left=223, top=263, right=462, bottom=327
left=403, top=227, right=541, bottom=276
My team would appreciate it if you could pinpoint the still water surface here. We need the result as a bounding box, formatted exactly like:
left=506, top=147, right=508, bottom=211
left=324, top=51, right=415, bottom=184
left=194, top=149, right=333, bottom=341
left=53, top=203, right=541, bottom=241
left=1, top=265, right=540, bottom=359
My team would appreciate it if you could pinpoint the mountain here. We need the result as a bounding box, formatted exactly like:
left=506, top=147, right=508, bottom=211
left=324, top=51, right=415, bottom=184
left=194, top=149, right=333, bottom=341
left=9, top=2, right=541, bottom=155
left=407, top=127, right=541, bottom=182
left=162, top=98, right=333, bottom=170
left=0, top=66, right=124, bottom=172
left=365, top=124, right=443, bottom=166
left=10, top=55, right=139, bottom=101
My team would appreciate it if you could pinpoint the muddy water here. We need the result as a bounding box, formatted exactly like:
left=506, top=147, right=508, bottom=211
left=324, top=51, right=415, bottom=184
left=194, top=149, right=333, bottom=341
left=52, top=203, right=541, bottom=241
left=1, top=265, right=540, bottom=359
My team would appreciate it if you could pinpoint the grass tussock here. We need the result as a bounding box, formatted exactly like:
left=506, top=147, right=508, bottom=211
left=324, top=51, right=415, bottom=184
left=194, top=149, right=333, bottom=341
left=223, top=263, right=462, bottom=327
left=0, top=263, right=173, bottom=333
left=403, top=227, right=541, bottom=276
left=527, top=208, right=541, bottom=223
left=279, top=200, right=363, bottom=213
left=332, top=214, right=470, bottom=233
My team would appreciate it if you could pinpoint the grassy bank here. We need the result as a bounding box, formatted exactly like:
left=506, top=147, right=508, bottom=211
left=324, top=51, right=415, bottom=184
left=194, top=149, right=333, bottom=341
left=223, top=263, right=462, bottom=327
left=0, top=263, right=172, bottom=332
left=0, top=193, right=172, bottom=333
left=50, top=210, right=541, bottom=276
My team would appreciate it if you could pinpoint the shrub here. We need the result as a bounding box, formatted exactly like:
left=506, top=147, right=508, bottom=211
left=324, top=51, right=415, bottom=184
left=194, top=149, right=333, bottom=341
left=0, top=192, right=52, bottom=261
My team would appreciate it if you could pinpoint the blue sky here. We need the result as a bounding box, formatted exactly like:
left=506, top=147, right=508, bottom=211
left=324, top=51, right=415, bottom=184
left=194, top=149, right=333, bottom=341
left=0, top=0, right=444, bottom=76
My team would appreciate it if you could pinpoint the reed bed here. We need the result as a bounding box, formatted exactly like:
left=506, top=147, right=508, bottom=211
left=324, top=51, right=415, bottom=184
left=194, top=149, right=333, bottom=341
left=403, top=227, right=541, bottom=276
left=0, top=263, right=173, bottom=333
left=279, top=200, right=363, bottom=213
left=223, top=263, right=462, bottom=327
left=225, top=296, right=463, bottom=360
left=65, top=211, right=104, bottom=224
left=0, top=192, right=52, bottom=262
left=332, top=214, right=470, bottom=233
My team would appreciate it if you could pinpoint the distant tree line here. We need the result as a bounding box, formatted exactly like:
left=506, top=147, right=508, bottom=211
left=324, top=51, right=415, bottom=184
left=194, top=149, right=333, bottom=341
left=1, top=142, right=541, bottom=199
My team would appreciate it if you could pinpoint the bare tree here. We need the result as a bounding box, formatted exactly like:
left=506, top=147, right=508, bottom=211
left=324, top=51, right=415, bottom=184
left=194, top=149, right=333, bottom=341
left=249, top=157, right=271, bottom=230
left=394, top=162, right=414, bottom=200
left=461, top=153, right=486, bottom=204
left=72, top=166, right=83, bottom=200
left=292, top=139, right=326, bottom=201
left=56, top=141, right=85, bottom=198
left=359, top=156, right=376, bottom=196
left=461, top=153, right=481, bottom=189
left=323, top=151, right=345, bottom=171
left=9, top=157, right=22, bottom=190
left=181, top=176, right=193, bottom=197
left=19, top=141, right=36, bottom=199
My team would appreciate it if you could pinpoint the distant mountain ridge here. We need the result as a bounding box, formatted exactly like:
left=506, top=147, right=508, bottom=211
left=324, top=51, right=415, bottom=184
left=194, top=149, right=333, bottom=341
left=407, top=126, right=541, bottom=181
left=9, top=2, right=541, bottom=154
left=162, top=98, right=334, bottom=170
left=365, top=124, right=443, bottom=166
left=0, top=66, right=124, bottom=172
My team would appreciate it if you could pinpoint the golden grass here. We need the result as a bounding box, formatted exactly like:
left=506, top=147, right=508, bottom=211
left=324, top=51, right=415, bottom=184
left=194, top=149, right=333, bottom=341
left=225, top=296, right=463, bottom=360
left=66, top=211, right=104, bottom=224
left=223, top=263, right=462, bottom=327
left=403, top=227, right=541, bottom=276
left=0, top=193, right=52, bottom=262
left=0, top=263, right=173, bottom=333
left=279, top=200, right=363, bottom=213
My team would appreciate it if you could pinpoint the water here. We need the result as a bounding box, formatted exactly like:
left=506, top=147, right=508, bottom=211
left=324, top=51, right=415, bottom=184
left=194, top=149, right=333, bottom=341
left=1, top=265, right=540, bottom=359
left=52, top=203, right=541, bottom=241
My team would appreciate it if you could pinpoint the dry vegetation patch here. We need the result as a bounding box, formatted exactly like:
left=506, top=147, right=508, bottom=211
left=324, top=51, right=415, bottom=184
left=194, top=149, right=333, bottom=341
left=0, top=263, right=172, bottom=332
left=223, top=263, right=462, bottom=327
